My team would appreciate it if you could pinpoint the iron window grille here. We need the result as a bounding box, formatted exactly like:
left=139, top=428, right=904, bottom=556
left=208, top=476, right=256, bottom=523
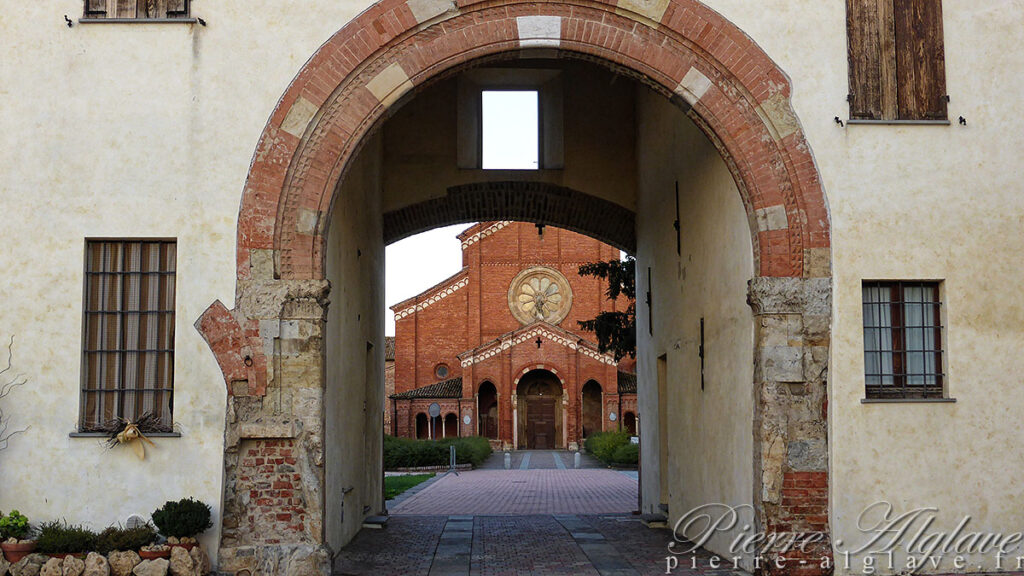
left=862, top=281, right=944, bottom=399
left=80, top=240, right=176, bottom=431
left=84, top=0, right=190, bottom=20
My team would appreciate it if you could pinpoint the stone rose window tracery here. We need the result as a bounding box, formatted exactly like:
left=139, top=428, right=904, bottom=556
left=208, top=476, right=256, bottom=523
left=508, top=267, right=573, bottom=325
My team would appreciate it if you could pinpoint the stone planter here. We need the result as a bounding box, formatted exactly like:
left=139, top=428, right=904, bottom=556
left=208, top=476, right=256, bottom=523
left=47, top=552, right=86, bottom=559
left=1, top=540, right=37, bottom=563
left=139, top=548, right=171, bottom=560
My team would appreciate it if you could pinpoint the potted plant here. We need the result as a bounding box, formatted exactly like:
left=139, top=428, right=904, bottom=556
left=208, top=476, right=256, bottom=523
left=94, top=523, right=158, bottom=556
left=151, top=498, right=212, bottom=551
left=0, top=510, right=35, bottom=563
left=35, top=521, right=97, bottom=559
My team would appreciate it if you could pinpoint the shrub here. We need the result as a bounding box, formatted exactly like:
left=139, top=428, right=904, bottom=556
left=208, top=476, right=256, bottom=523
left=35, top=521, right=98, bottom=554
left=610, top=442, right=639, bottom=467
left=0, top=510, right=31, bottom=541
left=384, top=435, right=492, bottom=469
left=151, top=498, right=213, bottom=539
left=94, top=523, right=158, bottom=554
left=584, top=430, right=635, bottom=467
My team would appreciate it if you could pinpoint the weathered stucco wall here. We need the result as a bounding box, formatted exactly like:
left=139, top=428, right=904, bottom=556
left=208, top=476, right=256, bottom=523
left=0, top=0, right=382, bottom=564
left=635, top=87, right=756, bottom=568
left=324, top=135, right=385, bottom=552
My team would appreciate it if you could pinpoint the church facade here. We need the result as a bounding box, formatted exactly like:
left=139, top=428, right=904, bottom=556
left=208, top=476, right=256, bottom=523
left=388, top=222, right=637, bottom=449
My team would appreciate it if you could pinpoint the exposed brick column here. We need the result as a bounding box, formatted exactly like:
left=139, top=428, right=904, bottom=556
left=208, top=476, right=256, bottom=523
left=205, top=270, right=331, bottom=575
left=748, top=277, right=832, bottom=576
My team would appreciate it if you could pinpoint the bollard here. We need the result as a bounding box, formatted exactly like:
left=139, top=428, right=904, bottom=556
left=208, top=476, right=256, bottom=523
left=574, top=452, right=581, bottom=469
left=504, top=452, right=511, bottom=470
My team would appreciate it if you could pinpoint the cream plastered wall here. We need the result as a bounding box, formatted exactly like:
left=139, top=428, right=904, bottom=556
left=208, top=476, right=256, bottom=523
left=0, top=0, right=388, bottom=564
left=635, top=87, right=756, bottom=570
left=0, top=0, right=1022, bottom=573
left=324, top=135, right=385, bottom=553
left=692, top=1, right=1024, bottom=574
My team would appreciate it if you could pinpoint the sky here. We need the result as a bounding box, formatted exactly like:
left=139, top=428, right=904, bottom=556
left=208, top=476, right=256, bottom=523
left=384, top=224, right=473, bottom=335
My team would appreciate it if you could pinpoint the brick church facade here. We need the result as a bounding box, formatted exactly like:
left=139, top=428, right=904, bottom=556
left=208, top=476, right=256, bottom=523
left=389, top=222, right=637, bottom=450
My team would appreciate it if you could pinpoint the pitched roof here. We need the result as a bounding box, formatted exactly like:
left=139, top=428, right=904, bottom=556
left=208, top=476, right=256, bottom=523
left=457, top=320, right=617, bottom=368
left=617, top=371, right=637, bottom=394
left=389, top=269, right=470, bottom=318
left=384, top=336, right=396, bottom=361
left=390, top=377, right=463, bottom=399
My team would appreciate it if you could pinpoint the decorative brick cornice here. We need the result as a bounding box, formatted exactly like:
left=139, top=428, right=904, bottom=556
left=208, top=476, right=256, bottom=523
left=457, top=322, right=617, bottom=367
left=392, top=274, right=469, bottom=321
left=460, top=221, right=512, bottom=249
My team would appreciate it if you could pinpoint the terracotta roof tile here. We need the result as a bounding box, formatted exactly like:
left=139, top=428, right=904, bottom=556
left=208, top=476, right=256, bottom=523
left=390, top=377, right=463, bottom=399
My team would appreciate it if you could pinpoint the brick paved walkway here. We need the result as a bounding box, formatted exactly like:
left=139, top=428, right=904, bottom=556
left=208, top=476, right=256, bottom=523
left=390, top=469, right=637, bottom=515
left=334, top=514, right=692, bottom=576
left=476, top=450, right=605, bottom=470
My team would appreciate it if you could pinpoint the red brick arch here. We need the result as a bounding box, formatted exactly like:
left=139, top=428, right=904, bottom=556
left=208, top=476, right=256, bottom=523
left=235, top=0, right=830, bottom=283
left=513, top=364, right=565, bottom=389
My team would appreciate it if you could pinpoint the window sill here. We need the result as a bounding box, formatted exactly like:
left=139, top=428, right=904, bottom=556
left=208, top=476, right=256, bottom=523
left=78, top=18, right=197, bottom=24
left=860, top=398, right=957, bottom=404
left=69, top=431, right=182, bottom=438
left=846, top=119, right=951, bottom=126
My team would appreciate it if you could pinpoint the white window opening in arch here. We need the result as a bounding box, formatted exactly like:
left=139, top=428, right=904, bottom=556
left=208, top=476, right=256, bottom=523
left=481, top=90, right=539, bottom=170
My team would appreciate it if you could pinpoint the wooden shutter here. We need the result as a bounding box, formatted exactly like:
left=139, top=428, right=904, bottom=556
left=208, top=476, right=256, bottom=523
left=114, top=0, right=137, bottom=18
left=894, top=0, right=947, bottom=119
left=166, top=0, right=188, bottom=17
left=847, top=0, right=898, bottom=120
left=85, top=0, right=108, bottom=17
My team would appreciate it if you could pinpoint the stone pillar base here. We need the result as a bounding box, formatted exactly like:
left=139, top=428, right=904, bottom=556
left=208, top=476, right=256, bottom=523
left=216, top=544, right=330, bottom=576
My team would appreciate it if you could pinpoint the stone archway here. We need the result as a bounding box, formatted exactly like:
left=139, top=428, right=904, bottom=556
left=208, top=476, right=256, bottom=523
left=195, top=0, right=833, bottom=574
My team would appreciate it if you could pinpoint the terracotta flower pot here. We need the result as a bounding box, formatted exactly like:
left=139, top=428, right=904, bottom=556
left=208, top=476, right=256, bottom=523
left=1, top=541, right=37, bottom=563
left=170, top=542, right=197, bottom=551
left=139, top=548, right=171, bottom=560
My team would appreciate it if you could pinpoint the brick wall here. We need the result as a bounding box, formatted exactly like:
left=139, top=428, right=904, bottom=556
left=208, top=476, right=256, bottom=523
left=236, top=439, right=309, bottom=545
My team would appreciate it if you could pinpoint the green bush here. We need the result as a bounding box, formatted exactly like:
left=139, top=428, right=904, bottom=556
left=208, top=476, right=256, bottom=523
left=35, top=521, right=98, bottom=554
left=384, top=435, right=492, bottom=469
left=584, top=431, right=636, bottom=467
left=94, top=524, right=158, bottom=554
left=151, top=498, right=213, bottom=539
left=0, top=510, right=31, bottom=541
left=610, top=442, right=639, bottom=467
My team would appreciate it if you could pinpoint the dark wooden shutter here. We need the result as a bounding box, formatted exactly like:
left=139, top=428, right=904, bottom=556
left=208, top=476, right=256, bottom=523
left=85, top=0, right=108, bottom=17
left=847, top=0, right=898, bottom=120
left=894, top=0, right=947, bottom=119
left=166, top=0, right=188, bottom=17
left=115, top=0, right=137, bottom=18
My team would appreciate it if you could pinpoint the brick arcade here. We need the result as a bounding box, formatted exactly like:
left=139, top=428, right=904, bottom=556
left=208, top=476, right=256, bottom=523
left=388, top=221, right=638, bottom=449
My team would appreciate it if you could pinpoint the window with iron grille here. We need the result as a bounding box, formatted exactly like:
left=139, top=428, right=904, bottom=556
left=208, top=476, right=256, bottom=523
left=847, top=0, right=947, bottom=121
left=862, top=281, right=944, bottom=399
left=81, top=240, right=176, bottom=431
left=84, top=0, right=190, bottom=20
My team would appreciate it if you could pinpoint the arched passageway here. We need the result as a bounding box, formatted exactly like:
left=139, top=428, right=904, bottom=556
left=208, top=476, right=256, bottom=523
left=195, top=0, right=833, bottom=573
left=415, top=413, right=429, bottom=439
left=515, top=370, right=564, bottom=450
left=443, top=413, right=458, bottom=438
left=623, top=411, right=637, bottom=436
left=581, top=380, right=603, bottom=439
left=477, top=382, right=498, bottom=439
